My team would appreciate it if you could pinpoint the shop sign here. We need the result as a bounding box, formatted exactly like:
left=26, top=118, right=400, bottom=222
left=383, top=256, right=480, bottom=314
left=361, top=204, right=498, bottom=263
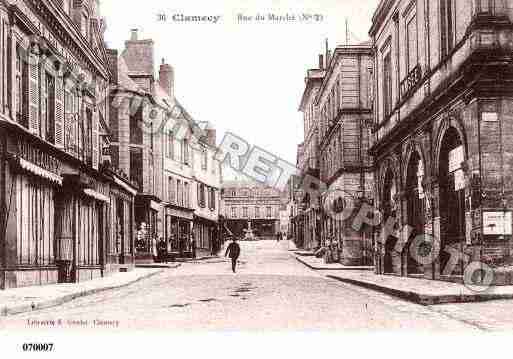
left=16, top=139, right=61, bottom=175
left=483, top=211, right=512, bottom=235
left=454, top=169, right=465, bottom=191
left=448, top=145, right=464, bottom=173
left=482, top=112, right=498, bottom=122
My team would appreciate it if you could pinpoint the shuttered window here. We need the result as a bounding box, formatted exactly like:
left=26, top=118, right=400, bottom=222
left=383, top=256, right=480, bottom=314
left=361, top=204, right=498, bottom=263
left=28, top=53, right=40, bottom=135
left=54, top=75, right=64, bottom=148
left=44, top=72, right=55, bottom=143
left=383, top=52, right=392, bottom=118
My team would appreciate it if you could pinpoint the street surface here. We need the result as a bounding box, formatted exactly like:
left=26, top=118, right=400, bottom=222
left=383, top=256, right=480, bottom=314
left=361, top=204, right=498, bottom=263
left=2, top=240, right=512, bottom=330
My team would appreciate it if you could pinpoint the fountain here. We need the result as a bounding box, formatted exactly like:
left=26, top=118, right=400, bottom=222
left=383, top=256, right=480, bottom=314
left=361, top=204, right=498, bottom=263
left=243, top=220, right=257, bottom=241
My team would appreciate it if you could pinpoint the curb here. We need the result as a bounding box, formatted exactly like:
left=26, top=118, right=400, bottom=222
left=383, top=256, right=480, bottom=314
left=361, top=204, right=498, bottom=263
left=295, top=256, right=373, bottom=271
left=326, top=274, right=513, bottom=305
left=1, top=268, right=166, bottom=317
left=135, top=263, right=182, bottom=269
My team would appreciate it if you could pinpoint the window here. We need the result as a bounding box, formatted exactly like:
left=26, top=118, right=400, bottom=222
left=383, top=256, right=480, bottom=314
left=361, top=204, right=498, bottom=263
left=243, top=207, right=248, bottom=218
left=182, top=139, right=189, bottom=165
left=168, top=177, right=175, bottom=203
left=255, top=206, right=260, bottom=218
left=231, top=207, right=237, bottom=218
left=209, top=189, right=216, bottom=210
left=44, top=72, right=55, bottom=143
left=406, top=12, right=417, bottom=72
left=64, top=87, right=79, bottom=155
left=167, top=131, right=174, bottom=159
left=16, top=177, right=55, bottom=265
left=201, top=148, right=208, bottom=170
left=198, top=183, right=206, bottom=207
left=231, top=190, right=236, bottom=196
left=266, top=206, right=272, bottom=218
left=440, top=0, right=454, bottom=58
left=130, top=105, right=143, bottom=144
left=130, top=147, right=143, bottom=190
left=383, top=52, right=392, bottom=118
left=15, top=46, right=28, bottom=126
left=177, top=180, right=182, bottom=206
left=184, top=182, right=189, bottom=207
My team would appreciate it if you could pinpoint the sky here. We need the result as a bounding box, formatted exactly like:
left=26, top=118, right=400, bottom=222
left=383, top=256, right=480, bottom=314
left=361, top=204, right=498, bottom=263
left=100, top=0, right=379, bottom=172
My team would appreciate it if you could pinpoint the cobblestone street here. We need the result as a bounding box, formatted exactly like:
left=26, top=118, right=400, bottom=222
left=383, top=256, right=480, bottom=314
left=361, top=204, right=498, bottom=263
left=2, top=240, right=509, bottom=331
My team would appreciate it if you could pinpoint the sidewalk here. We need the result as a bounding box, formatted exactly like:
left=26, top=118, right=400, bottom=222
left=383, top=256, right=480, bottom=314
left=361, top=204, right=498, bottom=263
left=325, top=270, right=513, bottom=305
left=293, top=254, right=513, bottom=305
left=0, top=267, right=165, bottom=316
left=294, top=254, right=374, bottom=271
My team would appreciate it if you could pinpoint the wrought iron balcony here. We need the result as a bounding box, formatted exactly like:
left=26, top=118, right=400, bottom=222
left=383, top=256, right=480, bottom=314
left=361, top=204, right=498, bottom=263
left=400, top=64, right=422, bottom=100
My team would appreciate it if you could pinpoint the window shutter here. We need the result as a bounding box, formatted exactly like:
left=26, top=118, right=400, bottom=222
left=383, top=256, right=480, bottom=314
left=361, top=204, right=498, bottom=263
left=54, top=76, right=64, bottom=148
left=40, top=67, right=47, bottom=140
left=92, top=110, right=99, bottom=169
left=28, top=54, right=40, bottom=135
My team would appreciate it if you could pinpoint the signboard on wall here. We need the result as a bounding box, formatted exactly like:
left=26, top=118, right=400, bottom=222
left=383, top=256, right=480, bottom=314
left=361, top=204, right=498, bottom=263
left=448, top=145, right=464, bottom=173
left=483, top=211, right=512, bottom=236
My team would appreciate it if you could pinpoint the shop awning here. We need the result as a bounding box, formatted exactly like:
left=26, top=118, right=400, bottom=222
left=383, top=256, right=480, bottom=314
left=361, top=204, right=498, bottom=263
left=83, top=188, right=110, bottom=203
left=18, top=158, right=63, bottom=185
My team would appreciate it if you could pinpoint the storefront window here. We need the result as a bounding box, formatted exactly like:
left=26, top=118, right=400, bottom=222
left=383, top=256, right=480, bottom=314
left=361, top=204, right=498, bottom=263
left=16, top=177, right=55, bottom=265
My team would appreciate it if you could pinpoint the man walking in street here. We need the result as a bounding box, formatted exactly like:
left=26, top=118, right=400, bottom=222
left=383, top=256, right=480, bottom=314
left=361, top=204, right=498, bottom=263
left=225, top=237, right=241, bottom=273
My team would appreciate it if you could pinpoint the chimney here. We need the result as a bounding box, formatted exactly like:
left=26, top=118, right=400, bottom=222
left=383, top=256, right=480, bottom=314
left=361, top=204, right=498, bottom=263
left=206, top=128, right=216, bottom=146
left=318, top=54, right=324, bottom=70
left=159, top=58, right=174, bottom=99
left=123, top=29, right=155, bottom=90
left=130, top=29, right=138, bottom=41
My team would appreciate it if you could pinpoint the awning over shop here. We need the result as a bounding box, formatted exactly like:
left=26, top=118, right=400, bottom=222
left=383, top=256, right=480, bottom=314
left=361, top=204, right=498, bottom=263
left=83, top=188, right=110, bottom=202
left=18, top=158, right=63, bottom=185
left=112, top=175, right=137, bottom=196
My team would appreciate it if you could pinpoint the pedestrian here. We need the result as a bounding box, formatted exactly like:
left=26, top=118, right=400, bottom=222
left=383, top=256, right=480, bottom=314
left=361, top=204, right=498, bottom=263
left=191, top=234, right=197, bottom=259
left=225, top=237, right=241, bottom=273
left=211, top=237, right=217, bottom=256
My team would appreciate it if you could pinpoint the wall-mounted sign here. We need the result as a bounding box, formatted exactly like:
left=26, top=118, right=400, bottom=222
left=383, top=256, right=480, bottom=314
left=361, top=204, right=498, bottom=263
left=454, top=169, right=465, bottom=191
left=483, top=211, right=512, bottom=236
left=448, top=145, right=464, bottom=173
left=482, top=112, right=498, bottom=122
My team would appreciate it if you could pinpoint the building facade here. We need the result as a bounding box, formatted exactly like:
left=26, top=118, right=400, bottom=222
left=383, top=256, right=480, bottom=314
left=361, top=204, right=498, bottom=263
left=221, top=181, right=281, bottom=240
left=297, top=65, right=325, bottom=250
left=370, top=0, right=513, bottom=284
left=0, top=0, right=139, bottom=289
left=316, top=43, right=374, bottom=266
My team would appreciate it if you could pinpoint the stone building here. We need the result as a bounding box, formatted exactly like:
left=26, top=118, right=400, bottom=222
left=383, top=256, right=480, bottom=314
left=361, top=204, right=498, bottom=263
left=316, top=43, right=374, bottom=266
left=0, top=0, right=137, bottom=288
left=370, top=0, right=513, bottom=284
left=221, top=181, right=282, bottom=240
left=109, top=30, right=222, bottom=259
left=108, top=30, right=164, bottom=262
left=297, top=63, right=325, bottom=250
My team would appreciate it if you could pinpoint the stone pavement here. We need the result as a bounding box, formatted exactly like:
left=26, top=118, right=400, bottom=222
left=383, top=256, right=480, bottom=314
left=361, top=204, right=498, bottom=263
left=0, top=267, right=167, bottom=316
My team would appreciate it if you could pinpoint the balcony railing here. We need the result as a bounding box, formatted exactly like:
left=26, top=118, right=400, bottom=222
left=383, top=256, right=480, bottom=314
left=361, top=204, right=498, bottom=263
left=400, top=64, right=422, bottom=100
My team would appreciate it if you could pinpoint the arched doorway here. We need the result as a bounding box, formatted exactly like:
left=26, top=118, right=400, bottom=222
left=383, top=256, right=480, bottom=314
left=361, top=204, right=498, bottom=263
left=382, top=169, right=398, bottom=274
left=438, top=126, right=466, bottom=276
left=405, top=151, right=425, bottom=275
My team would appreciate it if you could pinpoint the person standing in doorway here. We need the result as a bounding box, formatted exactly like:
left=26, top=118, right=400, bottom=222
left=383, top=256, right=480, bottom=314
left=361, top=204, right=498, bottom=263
left=225, top=237, right=241, bottom=273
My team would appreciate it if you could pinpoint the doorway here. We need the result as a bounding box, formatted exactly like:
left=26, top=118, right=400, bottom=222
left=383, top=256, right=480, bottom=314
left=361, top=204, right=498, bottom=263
left=439, top=127, right=466, bottom=276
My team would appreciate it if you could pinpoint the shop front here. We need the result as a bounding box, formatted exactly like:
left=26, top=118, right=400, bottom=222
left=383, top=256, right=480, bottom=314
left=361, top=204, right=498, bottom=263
left=1, top=136, right=63, bottom=289
left=193, top=215, right=219, bottom=252
left=57, top=172, right=110, bottom=283
left=107, top=170, right=138, bottom=273
left=135, top=195, right=162, bottom=263
left=164, top=204, right=194, bottom=258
